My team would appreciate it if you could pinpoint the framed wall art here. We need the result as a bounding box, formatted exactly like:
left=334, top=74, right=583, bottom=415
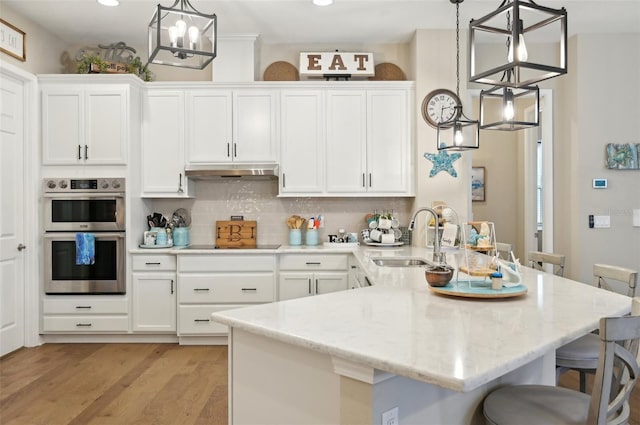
left=605, top=143, right=639, bottom=169
left=0, top=19, right=26, bottom=62
left=471, top=166, right=485, bottom=202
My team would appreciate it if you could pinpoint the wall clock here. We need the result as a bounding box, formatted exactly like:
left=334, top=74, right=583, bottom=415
left=421, top=89, right=461, bottom=128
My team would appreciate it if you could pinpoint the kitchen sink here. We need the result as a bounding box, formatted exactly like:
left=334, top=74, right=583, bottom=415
left=372, top=257, right=431, bottom=267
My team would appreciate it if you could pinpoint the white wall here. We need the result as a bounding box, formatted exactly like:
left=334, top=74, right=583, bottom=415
left=557, top=33, right=640, bottom=284
left=0, top=4, right=67, bottom=74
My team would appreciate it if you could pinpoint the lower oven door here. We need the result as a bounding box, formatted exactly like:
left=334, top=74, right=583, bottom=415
left=44, top=232, right=125, bottom=294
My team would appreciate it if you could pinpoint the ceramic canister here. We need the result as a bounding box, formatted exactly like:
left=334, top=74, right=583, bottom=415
left=173, top=227, right=190, bottom=246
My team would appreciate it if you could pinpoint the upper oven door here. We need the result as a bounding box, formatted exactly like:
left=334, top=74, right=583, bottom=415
left=43, top=193, right=125, bottom=232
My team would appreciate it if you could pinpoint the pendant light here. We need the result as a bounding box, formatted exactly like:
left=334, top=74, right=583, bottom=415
left=469, top=0, right=567, bottom=88
left=148, top=0, right=217, bottom=70
left=478, top=6, right=540, bottom=131
left=437, top=0, right=480, bottom=151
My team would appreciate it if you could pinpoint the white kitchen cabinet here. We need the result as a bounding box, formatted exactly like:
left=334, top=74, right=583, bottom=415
left=41, top=296, right=129, bottom=333
left=177, top=254, right=276, bottom=337
left=279, top=90, right=325, bottom=194
left=142, top=89, right=193, bottom=197
left=186, top=89, right=277, bottom=164
left=280, top=84, right=413, bottom=197
left=131, top=254, right=177, bottom=333
left=326, top=89, right=411, bottom=195
left=366, top=89, right=411, bottom=194
left=41, top=84, right=129, bottom=165
left=278, top=254, right=349, bottom=300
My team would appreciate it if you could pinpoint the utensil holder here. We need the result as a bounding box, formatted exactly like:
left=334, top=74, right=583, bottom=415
left=305, top=229, right=318, bottom=246
left=289, top=229, right=302, bottom=246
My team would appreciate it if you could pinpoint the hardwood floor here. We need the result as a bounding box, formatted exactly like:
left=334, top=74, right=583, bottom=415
left=0, top=344, right=228, bottom=425
left=1, top=344, right=638, bottom=425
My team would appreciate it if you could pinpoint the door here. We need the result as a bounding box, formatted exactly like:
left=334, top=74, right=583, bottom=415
left=186, top=90, right=232, bottom=164
left=85, top=87, right=127, bottom=165
left=367, top=90, right=409, bottom=193
left=280, top=90, right=324, bottom=194
left=523, top=92, right=554, bottom=265
left=0, top=73, right=25, bottom=356
left=326, top=90, right=367, bottom=193
left=41, top=86, right=83, bottom=164
left=132, top=274, right=176, bottom=332
left=315, top=272, right=348, bottom=295
left=278, top=272, right=313, bottom=300
left=234, top=90, right=277, bottom=162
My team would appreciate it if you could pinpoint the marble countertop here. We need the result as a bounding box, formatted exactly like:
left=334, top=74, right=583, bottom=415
left=210, top=245, right=632, bottom=392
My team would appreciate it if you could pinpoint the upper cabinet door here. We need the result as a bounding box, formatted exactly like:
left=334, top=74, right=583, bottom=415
left=142, top=90, right=191, bottom=197
left=41, top=84, right=128, bottom=165
left=233, top=90, right=277, bottom=162
left=185, top=89, right=276, bottom=164
left=186, top=90, right=232, bottom=164
left=366, top=90, right=411, bottom=194
left=85, top=87, right=128, bottom=165
left=279, top=90, right=325, bottom=194
left=41, top=86, right=84, bottom=165
left=325, top=90, right=367, bottom=193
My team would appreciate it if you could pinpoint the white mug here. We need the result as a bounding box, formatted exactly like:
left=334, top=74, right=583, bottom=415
left=369, top=229, right=383, bottom=242
left=378, top=218, right=392, bottom=229
left=381, top=233, right=395, bottom=244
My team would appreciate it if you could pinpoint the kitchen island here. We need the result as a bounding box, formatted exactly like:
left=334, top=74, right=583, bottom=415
left=213, top=245, right=630, bottom=424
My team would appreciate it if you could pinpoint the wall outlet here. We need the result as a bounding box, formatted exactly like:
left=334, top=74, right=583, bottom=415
left=382, top=407, right=399, bottom=425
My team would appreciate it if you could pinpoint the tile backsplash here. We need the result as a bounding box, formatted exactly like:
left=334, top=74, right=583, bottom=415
left=148, top=180, right=413, bottom=246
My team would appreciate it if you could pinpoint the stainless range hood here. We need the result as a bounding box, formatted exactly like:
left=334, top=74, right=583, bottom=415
left=184, top=163, right=279, bottom=179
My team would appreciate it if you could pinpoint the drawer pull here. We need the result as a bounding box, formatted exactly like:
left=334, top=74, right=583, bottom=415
left=76, top=323, right=92, bottom=327
left=316, top=279, right=319, bottom=294
left=75, top=306, right=92, bottom=309
left=145, top=262, right=161, bottom=265
left=241, top=288, right=257, bottom=292
left=308, top=278, right=312, bottom=295
left=170, top=279, right=174, bottom=294
left=194, top=319, right=211, bottom=323
left=305, top=262, right=321, bottom=265
left=194, top=288, right=210, bottom=292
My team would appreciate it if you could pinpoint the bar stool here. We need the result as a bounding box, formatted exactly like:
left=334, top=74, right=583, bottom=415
left=483, top=298, right=640, bottom=425
left=495, top=242, right=513, bottom=260
left=528, top=251, right=566, bottom=276
left=556, top=264, right=638, bottom=393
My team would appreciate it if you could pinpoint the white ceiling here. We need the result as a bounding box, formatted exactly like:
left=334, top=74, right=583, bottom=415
left=3, top=0, right=640, bottom=48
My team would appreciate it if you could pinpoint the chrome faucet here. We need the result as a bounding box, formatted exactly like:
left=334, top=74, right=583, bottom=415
left=408, top=207, right=446, bottom=264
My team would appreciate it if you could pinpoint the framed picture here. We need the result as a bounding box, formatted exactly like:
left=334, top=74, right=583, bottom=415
left=0, top=19, right=26, bottom=62
left=471, top=166, right=485, bottom=202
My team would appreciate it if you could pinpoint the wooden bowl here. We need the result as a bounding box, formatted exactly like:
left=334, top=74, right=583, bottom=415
left=425, top=265, right=454, bottom=287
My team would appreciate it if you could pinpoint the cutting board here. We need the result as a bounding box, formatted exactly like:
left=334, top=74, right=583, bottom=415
left=215, top=221, right=257, bottom=248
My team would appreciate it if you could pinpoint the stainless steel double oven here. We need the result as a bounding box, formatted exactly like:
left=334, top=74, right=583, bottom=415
left=43, top=178, right=126, bottom=294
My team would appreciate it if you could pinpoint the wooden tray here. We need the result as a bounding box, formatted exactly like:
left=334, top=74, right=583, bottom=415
left=459, top=266, right=496, bottom=276
left=429, top=280, right=528, bottom=299
left=215, top=220, right=257, bottom=248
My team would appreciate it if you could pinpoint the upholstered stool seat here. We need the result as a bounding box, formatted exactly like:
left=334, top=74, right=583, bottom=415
left=484, top=385, right=591, bottom=425
left=556, top=333, right=600, bottom=369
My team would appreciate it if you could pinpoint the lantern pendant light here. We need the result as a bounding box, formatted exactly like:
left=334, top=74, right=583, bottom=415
left=478, top=7, right=540, bottom=131
left=148, top=0, right=217, bottom=70
left=437, top=0, right=480, bottom=151
left=469, top=0, right=567, bottom=88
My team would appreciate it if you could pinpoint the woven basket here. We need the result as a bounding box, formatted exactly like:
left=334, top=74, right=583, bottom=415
left=368, top=63, right=406, bottom=81
left=263, top=61, right=299, bottom=81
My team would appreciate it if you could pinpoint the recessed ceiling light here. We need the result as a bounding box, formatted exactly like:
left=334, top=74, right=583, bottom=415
left=313, top=0, right=333, bottom=6
left=97, top=0, right=119, bottom=6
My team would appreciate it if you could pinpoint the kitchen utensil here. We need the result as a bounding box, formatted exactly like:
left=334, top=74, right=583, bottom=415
left=173, top=208, right=191, bottom=227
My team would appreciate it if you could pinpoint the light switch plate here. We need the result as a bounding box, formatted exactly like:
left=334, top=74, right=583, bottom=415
left=593, top=215, right=611, bottom=228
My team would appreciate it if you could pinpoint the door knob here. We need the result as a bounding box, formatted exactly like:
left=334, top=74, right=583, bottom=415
left=17, top=244, right=26, bottom=251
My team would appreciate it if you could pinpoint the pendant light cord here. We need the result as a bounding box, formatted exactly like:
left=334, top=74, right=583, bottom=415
left=455, top=1, right=460, bottom=98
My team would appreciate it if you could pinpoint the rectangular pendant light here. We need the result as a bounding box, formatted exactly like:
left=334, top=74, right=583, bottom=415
left=469, top=0, right=567, bottom=88
left=479, top=85, right=539, bottom=130
left=148, top=0, right=217, bottom=70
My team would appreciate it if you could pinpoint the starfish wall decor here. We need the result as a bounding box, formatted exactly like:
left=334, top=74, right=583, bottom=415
left=424, top=150, right=462, bottom=177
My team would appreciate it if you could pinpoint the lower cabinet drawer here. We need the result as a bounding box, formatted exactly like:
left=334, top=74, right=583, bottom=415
left=179, top=305, right=246, bottom=335
left=43, top=297, right=128, bottom=315
left=179, top=274, right=275, bottom=303
left=42, top=316, right=129, bottom=332
left=279, top=254, right=348, bottom=271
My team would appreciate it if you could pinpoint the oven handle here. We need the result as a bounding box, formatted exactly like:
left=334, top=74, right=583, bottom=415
left=42, top=192, right=125, bottom=199
left=43, top=232, right=125, bottom=239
